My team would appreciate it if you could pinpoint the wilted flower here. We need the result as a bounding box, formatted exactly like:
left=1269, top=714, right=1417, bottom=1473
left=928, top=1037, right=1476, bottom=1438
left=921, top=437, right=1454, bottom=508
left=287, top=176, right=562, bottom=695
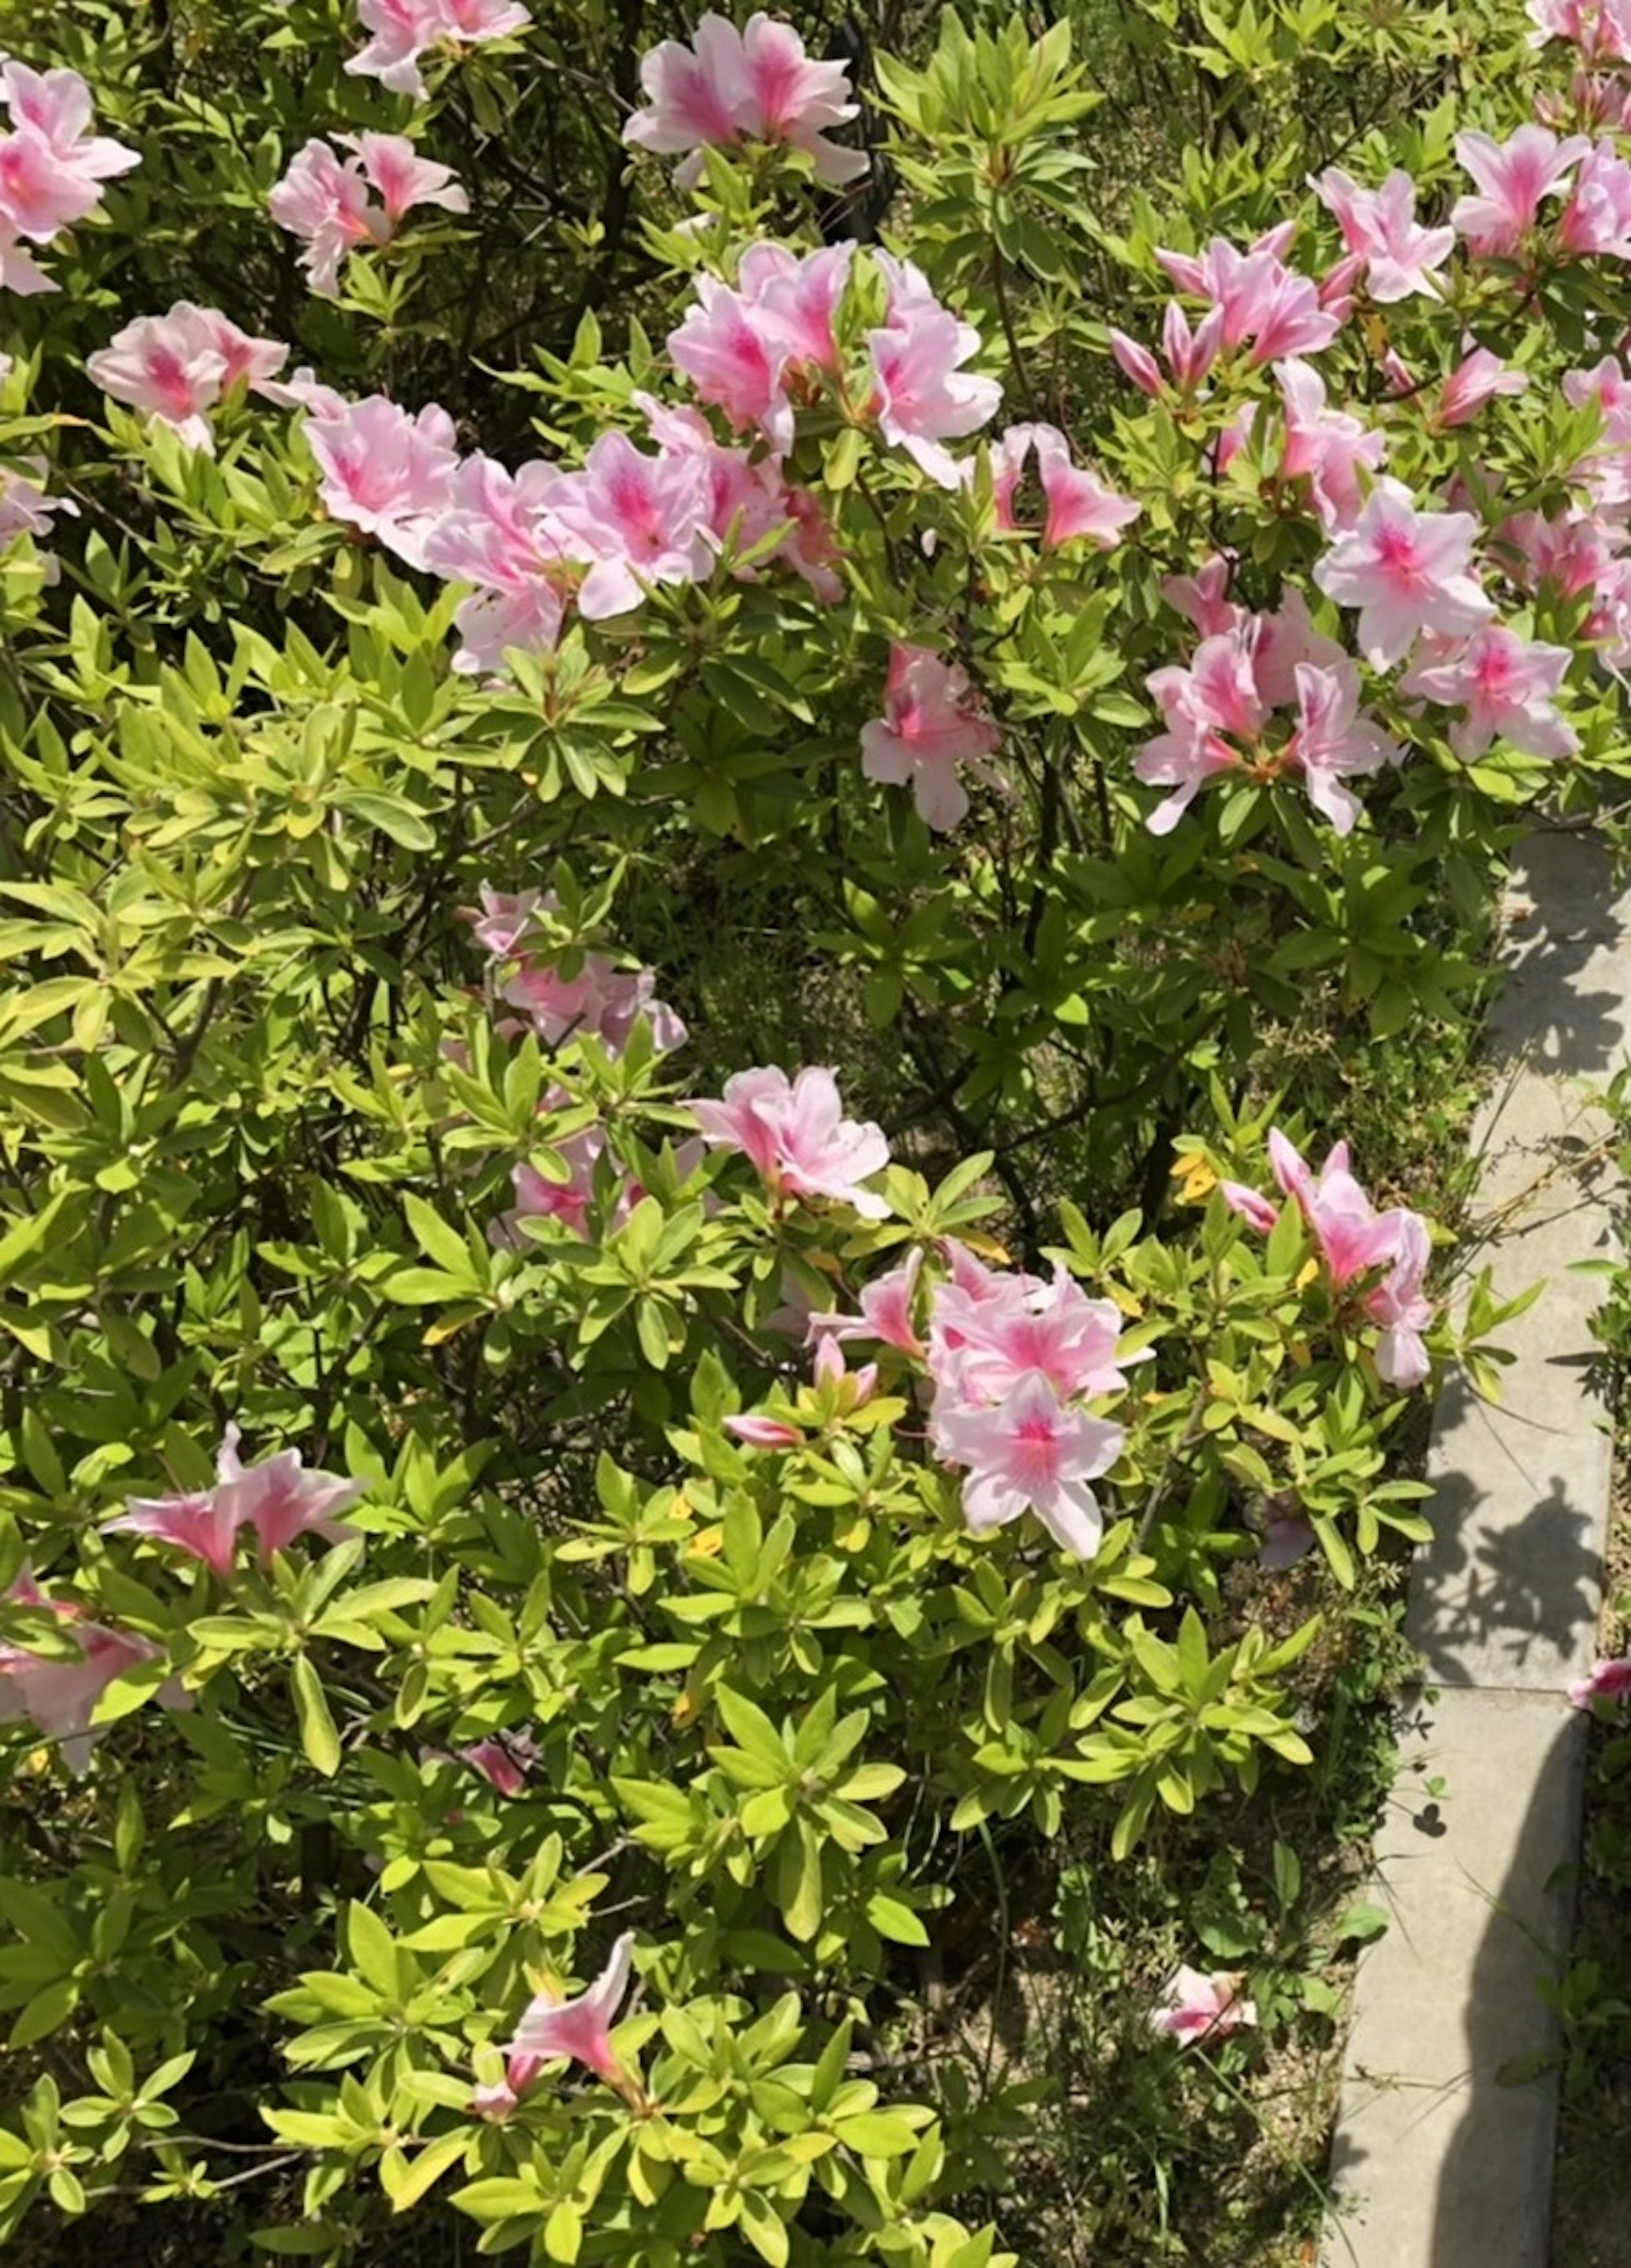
left=1150, top=1964, right=1258, bottom=2045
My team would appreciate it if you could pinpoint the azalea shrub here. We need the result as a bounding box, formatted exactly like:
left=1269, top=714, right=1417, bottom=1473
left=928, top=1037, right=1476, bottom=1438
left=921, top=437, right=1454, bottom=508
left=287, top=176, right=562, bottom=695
left=0, top=0, right=1620, bottom=2257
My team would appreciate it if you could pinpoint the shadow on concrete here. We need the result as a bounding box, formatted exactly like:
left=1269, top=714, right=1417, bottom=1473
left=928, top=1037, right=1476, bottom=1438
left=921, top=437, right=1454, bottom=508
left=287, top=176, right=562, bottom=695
left=1408, top=1445, right=1599, bottom=1688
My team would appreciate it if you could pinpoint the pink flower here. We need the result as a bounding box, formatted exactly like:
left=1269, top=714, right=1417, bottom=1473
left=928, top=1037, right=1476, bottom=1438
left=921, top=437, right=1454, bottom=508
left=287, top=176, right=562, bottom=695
left=1149, top=1965, right=1257, bottom=2045
left=624, top=13, right=867, bottom=190
left=723, top=1412, right=803, bottom=1448
left=691, top=1065, right=891, bottom=1218
left=1436, top=344, right=1527, bottom=430
left=927, top=1261, right=1138, bottom=1409
left=499, top=955, right=686, bottom=1058
left=1452, top=126, right=1589, bottom=256
left=1529, top=0, right=1631, bottom=59
left=86, top=302, right=287, bottom=453
left=423, top=453, right=571, bottom=675
left=0, top=456, right=75, bottom=573
left=808, top=1248, right=926, bottom=1356
left=1312, top=476, right=1493, bottom=666
left=1284, top=659, right=1401, bottom=834
left=1367, top=1209, right=1433, bottom=1388
left=270, top=133, right=466, bottom=298
left=1220, top=1180, right=1280, bottom=1232
left=1275, top=358, right=1386, bottom=532
left=0, top=1568, right=167, bottom=1776
left=462, top=881, right=549, bottom=959
left=1558, top=138, right=1631, bottom=256
left=457, top=1733, right=536, bottom=1795
left=475, top=1932, right=637, bottom=2119
left=489, top=1152, right=598, bottom=1245
left=347, top=0, right=532, bottom=100
left=869, top=253, right=1002, bottom=487
left=103, top=1425, right=364, bottom=1572
left=1156, top=234, right=1340, bottom=364
left=306, top=395, right=459, bottom=570
left=668, top=273, right=795, bottom=450
left=860, top=642, right=1001, bottom=832
left=545, top=428, right=715, bottom=618
left=1400, top=625, right=1578, bottom=760
left=933, top=1370, right=1123, bottom=1558
left=347, top=131, right=467, bottom=225
left=269, top=139, right=378, bottom=299
left=988, top=422, right=1140, bottom=549
left=1251, top=1131, right=1436, bottom=1380
left=1568, top=1654, right=1631, bottom=1708
left=1108, top=327, right=1163, bottom=397
left=1312, top=168, right=1455, bottom=301
left=1134, top=621, right=1263, bottom=832
left=0, top=59, right=138, bottom=293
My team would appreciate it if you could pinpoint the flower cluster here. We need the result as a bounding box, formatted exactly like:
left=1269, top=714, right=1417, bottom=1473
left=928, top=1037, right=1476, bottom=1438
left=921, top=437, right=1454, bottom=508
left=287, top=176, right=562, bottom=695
left=269, top=131, right=467, bottom=297
left=0, top=57, right=137, bottom=294
left=1136, top=584, right=1401, bottom=836
left=925, top=1244, right=1135, bottom=1560
left=624, top=12, right=866, bottom=190
left=1222, top=1130, right=1434, bottom=1388
left=346, top=0, right=532, bottom=100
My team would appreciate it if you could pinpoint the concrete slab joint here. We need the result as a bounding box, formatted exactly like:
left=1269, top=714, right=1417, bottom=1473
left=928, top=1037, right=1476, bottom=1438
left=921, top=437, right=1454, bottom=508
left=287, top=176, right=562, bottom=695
left=1321, top=829, right=1630, bottom=2268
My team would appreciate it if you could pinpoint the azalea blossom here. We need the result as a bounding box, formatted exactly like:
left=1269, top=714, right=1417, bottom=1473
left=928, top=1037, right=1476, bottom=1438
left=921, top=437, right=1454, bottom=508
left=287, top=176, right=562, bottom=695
left=1274, top=357, right=1386, bottom=531
left=927, top=1255, right=1139, bottom=1409
left=474, top=1932, right=637, bottom=2120
left=86, top=303, right=288, bottom=453
left=104, top=1426, right=364, bottom=1572
left=988, top=421, right=1140, bottom=549
left=457, top=1732, right=537, bottom=1795
left=0, top=1570, right=172, bottom=1775
left=860, top=642, right=1002, bottom=831
left=1155, top=231, right=1339, bottom=365
left=624, top=12, right=867, bottom=190
left=869, top=252, right=1002, bottom=487
left=1568, top=1653, right=1631, bottom=1708
left=932, top=1369, right=1123, bottom=1558
left=1451, top=125, right=1589, bottom=256
left=1529, top=0, right=1631, bottom=59
left=1312, top=476, right=1493, bottom=666
left=808, top=1248, right=926, bottom=1356
left=1284, top=660, right=1402, bottom=834
left=270, top=132, right=466, bottom=298
left=1150, top=1965, right=1258, bottom=2045
left=1558, top=137, right=1631, bottom=256
left=1436, top=344, right=1527, bottom=430
left=545, top=428, right=716, bottom=618
left=1400, top=625, right=1578, bottom=760
left=305, top=395, right=460, bottom=570
left=1312, top=167, right=1456, bottom=301
left=423, top=453, right=572, bottom=675
left=0, top=58, right=138, bottom=293
left=347, top=0, right=532, bottom=100
left=690, top=1064, right=891, bottom=1217
left=1228, top=1130, right=1436, bottom=1384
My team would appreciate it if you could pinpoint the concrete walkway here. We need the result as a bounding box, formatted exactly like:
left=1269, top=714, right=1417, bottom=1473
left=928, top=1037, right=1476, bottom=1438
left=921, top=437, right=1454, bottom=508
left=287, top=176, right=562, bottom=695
left=1322, top=830, right=1631, bottom=2268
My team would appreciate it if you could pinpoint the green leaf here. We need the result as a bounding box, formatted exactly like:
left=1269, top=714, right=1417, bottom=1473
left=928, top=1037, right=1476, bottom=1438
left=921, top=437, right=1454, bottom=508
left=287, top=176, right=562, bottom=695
left=291, top=1654, right=342, bottom=1777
